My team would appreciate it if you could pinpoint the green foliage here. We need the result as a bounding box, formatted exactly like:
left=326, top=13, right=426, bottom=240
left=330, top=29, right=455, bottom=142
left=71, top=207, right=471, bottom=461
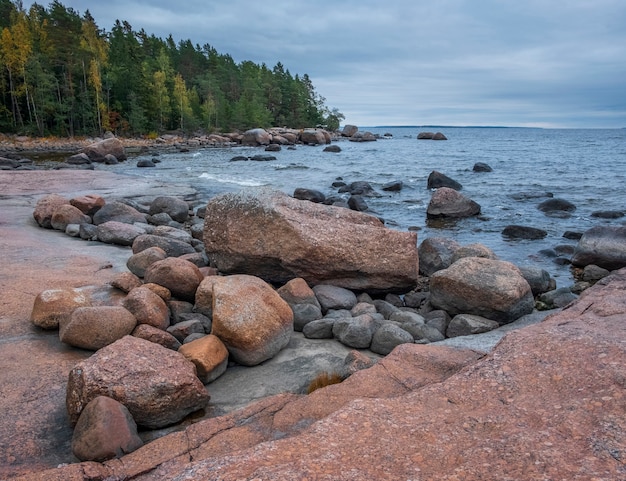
left=0, top=0, right=343, bottom=136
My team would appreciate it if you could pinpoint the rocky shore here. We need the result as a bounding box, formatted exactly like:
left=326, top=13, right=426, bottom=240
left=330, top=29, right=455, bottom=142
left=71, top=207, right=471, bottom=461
left=2, top=148, right=626, bottom=479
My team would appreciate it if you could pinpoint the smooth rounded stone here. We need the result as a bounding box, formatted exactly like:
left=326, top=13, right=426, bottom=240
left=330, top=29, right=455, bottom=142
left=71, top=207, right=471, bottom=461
left=590, top=210, right=625, bottom=219
left=313, top=285, right=358, bottom=312
left=373, top=299, right=401, bottom=319
left=427, top=187, right=481, bottom=219
left=265, top=143, right=281, bottom=152
left=51, top=204, right=91, bottom=231
left=249, top=154, right=277, bottom=161
left=167, top=319, right=205, bottom=342
left=66, top=336, right=209, bottom=429
left=71, top=396, right=143, bottom=462
left=148, top=196, right=189, bottom=223
left=389, top=310, right=425, bottom=324
left=143, top=282, right=172, bottom=302
left=109, top=271, right=143, bottom=293
left=563, top=231, right=583, bottom=240
left=342, top=124, right=358, bottom=137
left=152, top=225, right=193, bottom=244
left=429, top=257, right=534, bottom=324
left=65, top=223, right=81, bottom=237
left=96, top=221, right=146, bottom=246
left=178, top=312, right=212, bottom=334
left=66, top=153, right=92, bottom=165
left=518, top=266, right=553, bottom=296
left=302, top=318, right=336, bottom=339
left=179, top=252, right=209, bottom=268
left=351, top=302, right=378, bottom=317
left=104, top=154, right=119, bottom=165
left=370, top=324, right=414, bottom=355
left=401, top=321, right=445, bottom=342
left=168, top=300, right=195, bottom=323
left=571, top=226, right=626, bottom=271
left=277, top=277, right=322, bottom=310
left=203, top=189, right=417, bottom=292
left=148, top=212, right=175, bottom=226
left=427, top=170, right=462, bottom=191
left=582, top=264, right=610, bottom=283
left=122, top=286, right=170, bottom=330
left=337, top=181, right=380, bottom=197
left=59, top=306, right=137, bottom=350
left=292, top=303, right=323, bottom=331
left=502, top=225, right=548, bottom=240
left=293, top=188, right=326, bottom=203
left=70, top=194, right=105, bottom=216
left=538, top=288, right=578, bottom=309
left=424, top=308, right=451, bottom=329
left=30, top=288, right=91, bottom=330
left=356, top=292, right=374, bottom=304
left=418, top=237, right=462, bottom=276
left=384, top=293, right=404, bottom=307
left=323, top=144, right=342, bottom=153
left=450, top=243, right=498, bottom=264
left=199, top=275, right=294, bottom=366
left=137, top=158, right=156, bottom=167
left=183, top=333, right=206, bottom=344
left=79, top=223, right=98, bottom=240
left=332, top=314, right=380, bottom=349
left=472, top=162, right=492, bottom=172
left=348, top=194, right=368, bottom=212
left=92, top=201, right=146, bottom=225
left=537, top=198, right=576, bottom=214
left=126, top=246, right=168, bottom=278
left=300, top=128, right=330, bottom=145
left=132, top=324, right=181, bottom=350
left=143, top=257, right=204, bottom=303
left=417, top=132, right=435, bottom=139
left=432, top=132, right=447, bottom=140
left=324, top=309, right=352, bottom=319
left=132, top=233, right=196, bottom=257
left=381, top=180, right=403, bottom=192
left=446, top=314, right=500, bottom=338
left=403, top=290, right=429, bottom=309
left=178, top=334, right=229, bottom=384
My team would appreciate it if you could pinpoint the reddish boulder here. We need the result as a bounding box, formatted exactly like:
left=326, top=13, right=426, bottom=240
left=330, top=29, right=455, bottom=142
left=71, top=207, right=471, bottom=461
left=82, top=137, right=127, bottom=162
left=69, top=194, right=105, bottom=216
left=429, top=257, right=534, bottom=324
left=132, top=323, right=182, bottom=350
left=66, top=335, right=210, bottom=428
left=178, top=334, right=229, bottom=383
left=197, top=274, right=293, bottom=366
left=71, top=396, right=143, bottom=462
left=203, top=189, right=419, bottom=292
left=126, top=246, right=168, bottom=278
left=33, top=193, right=70, bottom=228
left=241, top=128, right=271, bottom=146
left=30, top=288, right=91, bottom=330
left=122, top=286, right=170, bottom=330
left=143, top=257, right=204, bottom=302
left=59, top=305, right=137, bottom=350
left=50, top=204, right=91, bottom=231
left=426, top=186, right=481, bottom=219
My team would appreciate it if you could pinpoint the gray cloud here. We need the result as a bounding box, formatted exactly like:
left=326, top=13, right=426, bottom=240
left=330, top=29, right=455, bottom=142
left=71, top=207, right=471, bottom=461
left=22, top=0, right=626, bottom=127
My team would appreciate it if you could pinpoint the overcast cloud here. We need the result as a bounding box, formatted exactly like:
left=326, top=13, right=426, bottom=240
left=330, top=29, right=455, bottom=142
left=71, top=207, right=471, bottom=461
left=22, top=0, right=626, bottom=127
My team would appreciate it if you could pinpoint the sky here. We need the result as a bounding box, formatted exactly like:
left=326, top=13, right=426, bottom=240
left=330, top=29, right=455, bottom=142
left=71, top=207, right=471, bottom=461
left=21, top=0, right=626, bottom=128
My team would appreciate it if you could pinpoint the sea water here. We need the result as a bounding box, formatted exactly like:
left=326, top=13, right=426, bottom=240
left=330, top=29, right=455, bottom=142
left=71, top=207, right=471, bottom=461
left=107, top=127, right=626, bottom=286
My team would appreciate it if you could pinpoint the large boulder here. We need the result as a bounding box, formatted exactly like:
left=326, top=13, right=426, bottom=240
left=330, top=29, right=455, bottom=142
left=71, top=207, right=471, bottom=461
left=71, top=396, right=143, bottom=462
left=126, top=246, right=168, bottom=278
left=33, top=193, right=70, bottom=228
left=195, top=274, right=293, bottom=366
left=66, top=335, right=210, bottom=428
left=96, top=221, right=146, bottom=246
left=178, top=334, right=229, bottom=384
left=50, top=204, right=91, bottom=231
left=300, top=128, right=330, bottom=145
left=143, top=257, right=204, bottom=302
left=341, top=124, right=358, bottom=137
left=30, top=287, right=91, bottom=330
left=132, top=233, right=196, bottom=257
left=571, top=225, right=626, bottom=270
left=70, top=194, right=105, bottom=216
left=59, top=306, right=137, bottom=350
left=203, top=189, right=419, bottom=292
left=429, top=257, right=534, bottom=324
left=82, top=137, right=127, bottom=162
left=427, top=187, right=481, bottom=219
left=241, top=128, right=271, bottom=146
left=427, top=171, right=462, bottom=191
left=121, top=286, right=170, bottom=330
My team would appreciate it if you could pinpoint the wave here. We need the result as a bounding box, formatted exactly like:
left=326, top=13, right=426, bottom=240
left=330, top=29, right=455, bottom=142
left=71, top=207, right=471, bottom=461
left=198, top=172, right=266, bottom=187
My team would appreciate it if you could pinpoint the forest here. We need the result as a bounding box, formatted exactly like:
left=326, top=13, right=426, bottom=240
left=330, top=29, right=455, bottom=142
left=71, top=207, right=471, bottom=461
left=0, top=0, right=345, bottom=137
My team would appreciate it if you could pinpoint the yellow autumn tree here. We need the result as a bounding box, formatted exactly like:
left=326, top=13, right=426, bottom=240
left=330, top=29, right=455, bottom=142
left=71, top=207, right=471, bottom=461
left=80, top=10, right=109, bottom=133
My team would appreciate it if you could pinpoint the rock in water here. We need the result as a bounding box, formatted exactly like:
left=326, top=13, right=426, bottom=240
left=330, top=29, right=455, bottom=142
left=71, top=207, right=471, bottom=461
left=203, top=189, right=419, bottom=292
left=571, top=225, right=626, bottom=270
left=66, top=336, right=209, bottom=428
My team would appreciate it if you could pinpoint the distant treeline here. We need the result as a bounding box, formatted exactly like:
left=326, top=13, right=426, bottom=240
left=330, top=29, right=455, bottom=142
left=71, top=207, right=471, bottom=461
left=0, top=0, right=344, bottom=137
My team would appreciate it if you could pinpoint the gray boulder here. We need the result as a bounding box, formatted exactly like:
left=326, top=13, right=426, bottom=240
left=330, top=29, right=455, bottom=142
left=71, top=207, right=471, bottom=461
left=427, top=171, right=462, bottom=191
left=132, top=234, right=195, bottom=257
left=571, top=226, right=626, bottom=270
left=446, top=314, right=500, bottom=338
left=96, top=221, right=146, bottom=246
left=418, top=237, right=461, bottom=276
left=313, top=285, right=358, bottom=312
left=370, top=324, right=414, bottom=355
left=149, top=196, right=189, bottom=223
left=93, top=201, right=146, bottom=226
